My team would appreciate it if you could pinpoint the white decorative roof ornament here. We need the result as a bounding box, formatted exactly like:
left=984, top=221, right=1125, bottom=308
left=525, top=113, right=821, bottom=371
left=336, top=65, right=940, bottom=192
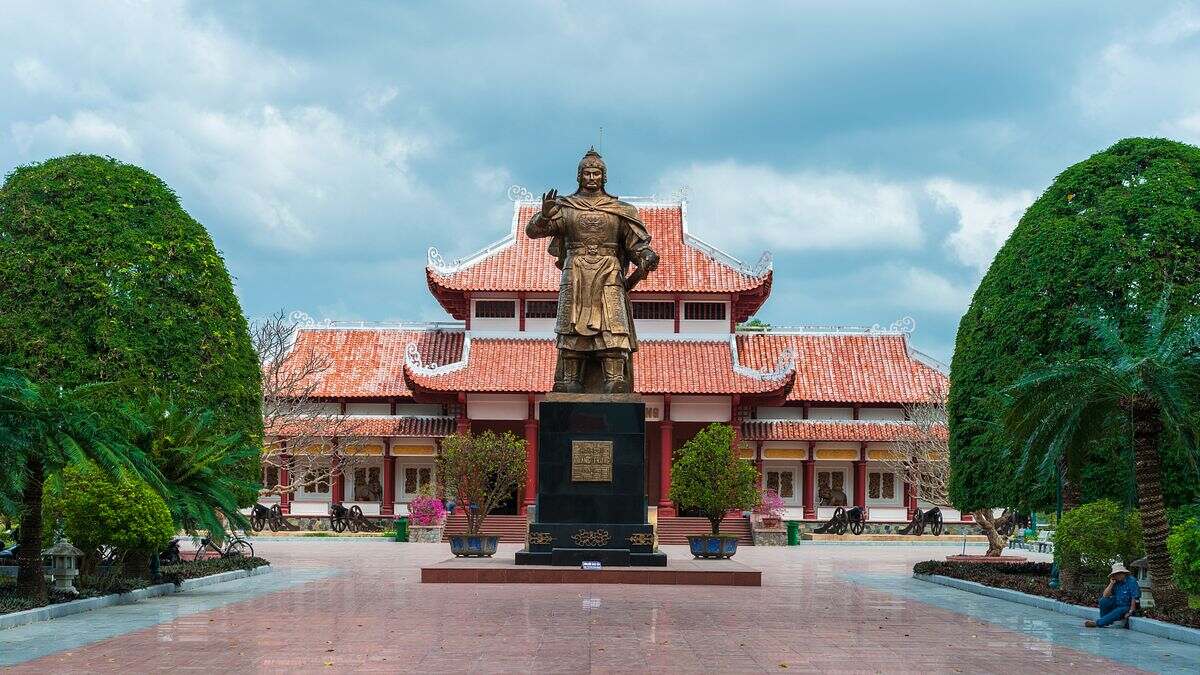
left=730, top=337, right=796, bottom=382
left=870, top=316, right=916, bottom=334
left=405, top=336, right=471, bottom=376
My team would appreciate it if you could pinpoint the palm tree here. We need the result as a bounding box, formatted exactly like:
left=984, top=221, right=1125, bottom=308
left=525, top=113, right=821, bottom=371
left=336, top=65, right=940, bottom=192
left=1003, top=294, right=1200, bottom=612
left=0, top=369, right=156, bottom=600
left=119, top=395, right=259, bottom=539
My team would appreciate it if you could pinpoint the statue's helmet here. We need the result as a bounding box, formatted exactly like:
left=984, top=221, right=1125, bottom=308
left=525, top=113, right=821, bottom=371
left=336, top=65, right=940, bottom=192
left=577, top=146, right=606, bottom=189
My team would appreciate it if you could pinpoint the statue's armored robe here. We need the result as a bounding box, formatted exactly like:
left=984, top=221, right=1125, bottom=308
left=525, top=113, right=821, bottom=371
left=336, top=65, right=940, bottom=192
left=526, top=194, right=654, bottom=390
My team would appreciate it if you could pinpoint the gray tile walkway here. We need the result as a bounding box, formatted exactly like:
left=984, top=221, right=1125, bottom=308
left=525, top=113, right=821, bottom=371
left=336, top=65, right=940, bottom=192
left=0, top=567, right=336, bottom=666
left=850, top=572, right=1200, bottom=674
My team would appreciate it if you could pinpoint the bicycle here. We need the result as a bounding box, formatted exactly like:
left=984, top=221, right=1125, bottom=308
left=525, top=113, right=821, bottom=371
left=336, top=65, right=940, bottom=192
left=195, top=531, right=255, bottom=559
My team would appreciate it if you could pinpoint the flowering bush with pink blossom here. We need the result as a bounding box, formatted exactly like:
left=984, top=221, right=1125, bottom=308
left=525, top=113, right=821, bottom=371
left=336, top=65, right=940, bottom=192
left=408, top=494, right=447, bottom=526
left=755, top=488, right=785, bottom=518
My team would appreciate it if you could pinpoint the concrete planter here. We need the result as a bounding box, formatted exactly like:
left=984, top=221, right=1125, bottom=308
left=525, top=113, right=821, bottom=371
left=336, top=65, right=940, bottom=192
left=409, top=525, right=444, bottom=543
left=751, top=528, right=787, bottom=546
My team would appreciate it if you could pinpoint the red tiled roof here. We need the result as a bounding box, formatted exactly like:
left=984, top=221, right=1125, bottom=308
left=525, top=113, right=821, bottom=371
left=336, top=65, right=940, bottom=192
left=427, top=204, right=771, bottom=318
left=267, top=415, right=456, bottom=438
left=741, top=420, right=948, bottom=442
left=279, top=329, right=464, bottom=399
left=404, top=336, right=792, bottom=396
left=735, top=333, right=946, bottom=404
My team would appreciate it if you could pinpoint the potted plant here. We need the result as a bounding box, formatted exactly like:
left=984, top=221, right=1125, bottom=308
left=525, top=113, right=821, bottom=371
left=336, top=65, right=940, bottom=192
left=669, top=423, right=760, bottom=559
left=435, top=430, right=526, bottom=557
left=405, top=486, right=448, bottom=543
left=755, top=488, right=785, bottom=529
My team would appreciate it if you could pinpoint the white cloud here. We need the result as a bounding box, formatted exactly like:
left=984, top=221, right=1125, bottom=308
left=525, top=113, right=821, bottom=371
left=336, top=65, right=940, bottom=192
left=657, top=161, right=921, bottom=252
left=888, top=266, right=974, bottom=314
left=925, top=178, right=1033, bottom=272
left=12, top=111, right=139, bottom=159
left=1074, top=4, right=1200, bottom=143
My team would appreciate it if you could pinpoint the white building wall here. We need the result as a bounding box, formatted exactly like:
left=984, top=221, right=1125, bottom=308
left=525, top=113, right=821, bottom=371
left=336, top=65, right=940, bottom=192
left=859, top=407, right=905, bottom=421
left=671, top=395, right=731, bottom=422
left=346, top=402, right=390, bottom=415
left=755, top=406, right=805, bottom=420
left=635, top=318, right=675, bottom=334
left=467, top=393, right=528, bottom=420
left=809, top=407, right=854, bottom=420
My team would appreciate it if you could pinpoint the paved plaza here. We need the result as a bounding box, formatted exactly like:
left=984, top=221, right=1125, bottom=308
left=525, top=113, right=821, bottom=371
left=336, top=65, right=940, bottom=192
left=3, top=540, right=1198, bottom=673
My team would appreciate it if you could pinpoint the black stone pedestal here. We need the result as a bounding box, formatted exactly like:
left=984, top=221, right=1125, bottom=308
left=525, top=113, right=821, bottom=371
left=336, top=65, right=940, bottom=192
left=516, top=400, right=667, bottom=567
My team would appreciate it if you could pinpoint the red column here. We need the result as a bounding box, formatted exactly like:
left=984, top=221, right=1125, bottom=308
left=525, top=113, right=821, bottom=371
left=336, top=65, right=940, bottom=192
left=658, top=396, right=676, bottom=516
left=904, top=480, right=916, bottom=519
left=522, top=396, right=538, bottom=515
left=802, top=457, right=815, bottom=519
left=279, top=452, right=291, bottom=515
left=456, top=393, right=470, bottom=435
left=331, top=452, right=344, bottom=505
left=853, top=457, right=866, bottom=511
left=673, top=296, right=681, bottom=333
left=381, top=443, right=396, bottom=516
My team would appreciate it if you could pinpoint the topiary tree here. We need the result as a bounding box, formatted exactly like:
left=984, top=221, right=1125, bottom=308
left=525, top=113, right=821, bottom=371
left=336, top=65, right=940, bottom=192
left=1055, top=500, right=1144, bottom=588
left=435, top=430, right=526, bottom=536
left=0, top=154, right=262, bottom=595
left=950, top=138, right=1200, bottom=514
left=0, top=154, right=263, bottom=500
left=669, top=423, right=760, bottom=536
left=43, top=461, right=175, bottom=578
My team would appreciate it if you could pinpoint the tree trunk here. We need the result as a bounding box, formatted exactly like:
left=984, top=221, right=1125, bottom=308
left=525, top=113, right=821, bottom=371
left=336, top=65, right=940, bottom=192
left=123, top=551, right=152, bottom=579
left=1058, top=459, right=1083, bottom=591
left=710, top=515, right=722, bottom=536
left=16, top=458, right=46, bottom=601
left=1128, top=400, right=1188, bottom=613
left=972, top=509, right=1008, bottom=557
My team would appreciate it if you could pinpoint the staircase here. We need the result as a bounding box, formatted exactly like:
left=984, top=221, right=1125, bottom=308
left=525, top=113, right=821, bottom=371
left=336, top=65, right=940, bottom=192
left=656, top=516, right=753, bottom=545
left=441, top=513, right=528, bottom=543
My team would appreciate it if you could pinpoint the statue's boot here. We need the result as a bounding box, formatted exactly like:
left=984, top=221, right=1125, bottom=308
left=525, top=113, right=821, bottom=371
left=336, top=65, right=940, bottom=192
left=601, top=353, right=628, bottom=394
left=553, top=353, right=585, bottom=393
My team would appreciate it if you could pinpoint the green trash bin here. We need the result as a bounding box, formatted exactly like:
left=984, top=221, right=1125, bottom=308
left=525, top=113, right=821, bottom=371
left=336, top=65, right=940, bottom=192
left=394, top=516, right=409, bottom=542
left=786, top=520, right=800, bottom=546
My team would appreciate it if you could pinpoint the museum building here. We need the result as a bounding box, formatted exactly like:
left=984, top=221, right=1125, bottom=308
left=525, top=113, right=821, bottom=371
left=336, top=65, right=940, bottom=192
left=263, top=199, right=956, bottom=538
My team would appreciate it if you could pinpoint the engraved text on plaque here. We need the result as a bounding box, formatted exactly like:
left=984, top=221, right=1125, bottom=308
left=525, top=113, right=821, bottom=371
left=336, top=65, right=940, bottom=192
left=571, top=440, right=613, bottom=482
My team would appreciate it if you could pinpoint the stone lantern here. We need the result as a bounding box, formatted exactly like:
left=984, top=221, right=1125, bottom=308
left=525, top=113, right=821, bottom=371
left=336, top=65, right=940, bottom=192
left=42, top=539, right=83, bottom=594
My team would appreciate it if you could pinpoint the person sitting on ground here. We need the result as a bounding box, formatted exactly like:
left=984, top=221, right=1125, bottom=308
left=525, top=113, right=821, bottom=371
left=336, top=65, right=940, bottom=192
left=1084, top=562, right=1140, bottom=628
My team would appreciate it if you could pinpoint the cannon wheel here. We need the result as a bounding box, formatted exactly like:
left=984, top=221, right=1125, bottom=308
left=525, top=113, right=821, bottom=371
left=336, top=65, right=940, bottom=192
left=331, top=516, right=348, bottom=533
left=849, top=518, right=865, bottom=535
left=250, top=514, right=266, bottom=532
left=931, top=513, right=944, bottom=536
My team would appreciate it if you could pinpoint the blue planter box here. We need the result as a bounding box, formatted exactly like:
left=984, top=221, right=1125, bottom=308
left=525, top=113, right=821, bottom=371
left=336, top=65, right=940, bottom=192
left=448, top=534, right=499, bottom=558
left=687, top=534, right=739, bottom=559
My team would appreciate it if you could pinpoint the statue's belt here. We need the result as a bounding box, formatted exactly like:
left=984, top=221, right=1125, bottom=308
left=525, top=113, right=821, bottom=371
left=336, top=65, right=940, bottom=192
left=567, top=243, right=618, bottom=254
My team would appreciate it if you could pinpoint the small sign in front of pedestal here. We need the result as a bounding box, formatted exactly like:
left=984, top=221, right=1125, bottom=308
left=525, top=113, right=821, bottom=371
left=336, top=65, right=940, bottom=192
left=582, top=560, right=601, bottom=570
left=571, top=440, right=613, bottom=482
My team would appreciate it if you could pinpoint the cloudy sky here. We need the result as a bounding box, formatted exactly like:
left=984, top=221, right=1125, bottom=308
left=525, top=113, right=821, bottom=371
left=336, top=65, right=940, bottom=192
left=3, top=1, right=1197, bottom=361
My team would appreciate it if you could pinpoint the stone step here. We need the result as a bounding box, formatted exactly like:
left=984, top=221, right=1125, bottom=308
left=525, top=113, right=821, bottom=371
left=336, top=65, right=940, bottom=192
left=442, top=515, right=528, bottom=543
left=656, top=517, right=753, bottom=545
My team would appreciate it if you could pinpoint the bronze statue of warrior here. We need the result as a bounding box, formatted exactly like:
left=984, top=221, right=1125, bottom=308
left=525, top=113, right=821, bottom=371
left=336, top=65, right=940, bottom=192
left=526, top=148, right=659, bottom=393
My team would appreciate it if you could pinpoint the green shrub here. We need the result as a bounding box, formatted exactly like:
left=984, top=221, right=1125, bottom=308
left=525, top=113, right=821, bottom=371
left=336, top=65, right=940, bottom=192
left=42, top=462, right=175, bottom=561
left=1167, top=518, right=1200, bottom=597
left=1055, top=499, right=1144, bottom=580
left=668, top=423, right=760, bottom=535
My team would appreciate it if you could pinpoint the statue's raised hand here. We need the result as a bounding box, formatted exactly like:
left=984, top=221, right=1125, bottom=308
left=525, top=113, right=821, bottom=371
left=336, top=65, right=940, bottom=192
left=541, top=189, right=559, bottom=216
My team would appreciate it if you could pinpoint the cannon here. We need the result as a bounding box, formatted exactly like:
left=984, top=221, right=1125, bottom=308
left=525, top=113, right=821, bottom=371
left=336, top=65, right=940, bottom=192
left=898, top=506, right=943, bottom=536
left=812, top=506, right=866, bottom=535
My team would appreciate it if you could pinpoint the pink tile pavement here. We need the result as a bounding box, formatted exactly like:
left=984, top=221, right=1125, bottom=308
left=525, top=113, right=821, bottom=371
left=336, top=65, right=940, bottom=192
left=9, top=540, right=1149, bottom=674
